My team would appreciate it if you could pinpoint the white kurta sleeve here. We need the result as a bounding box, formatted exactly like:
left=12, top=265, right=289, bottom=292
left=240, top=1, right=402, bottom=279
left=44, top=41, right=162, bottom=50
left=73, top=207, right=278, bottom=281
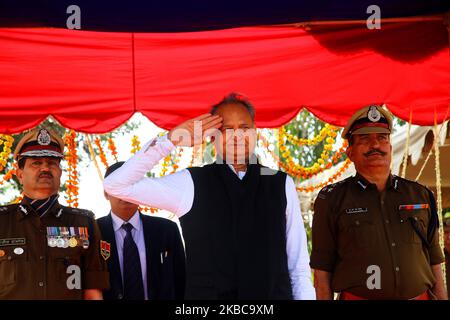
left=103, top=134, right=194, bottom=217
left=285, top=175, right=316, bottom=300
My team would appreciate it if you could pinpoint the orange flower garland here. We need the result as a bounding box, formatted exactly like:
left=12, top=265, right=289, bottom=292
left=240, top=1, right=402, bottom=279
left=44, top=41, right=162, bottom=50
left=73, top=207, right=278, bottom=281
left=171, top=148, right=183, bottom=173
left=296, top=158, right=352, bottom=193
left=94, top=137, right=109, bottom=169
left=64, top=130, right=79, bottom=208
left=13, top=194, right=23, bottom=204
left=0, top=164, right=17, bottom=186
left=107, top=137, right=119, bottom=162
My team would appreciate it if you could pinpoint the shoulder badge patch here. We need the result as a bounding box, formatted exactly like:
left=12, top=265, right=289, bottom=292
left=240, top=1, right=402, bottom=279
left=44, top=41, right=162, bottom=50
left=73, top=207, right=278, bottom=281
left=100, top=240, right=111, bottom=261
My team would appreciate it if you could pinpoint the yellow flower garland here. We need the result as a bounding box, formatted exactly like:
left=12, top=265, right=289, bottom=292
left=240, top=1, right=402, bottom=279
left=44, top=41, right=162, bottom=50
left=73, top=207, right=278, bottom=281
left=281, top=124, right=339, bottom=146
left=131, top=135, right=141, bottom=154
left=276, top=128, right=347, bottom=177
left=0, top=134, right=14, bottom=172
left=260, top=129, right=348, bottom=180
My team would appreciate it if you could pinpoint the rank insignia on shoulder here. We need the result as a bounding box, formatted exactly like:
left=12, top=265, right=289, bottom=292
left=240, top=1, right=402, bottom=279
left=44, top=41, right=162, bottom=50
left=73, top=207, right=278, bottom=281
left=100, top=240, right=111, bottom=261
left=398, top=204, right=429, bottom=210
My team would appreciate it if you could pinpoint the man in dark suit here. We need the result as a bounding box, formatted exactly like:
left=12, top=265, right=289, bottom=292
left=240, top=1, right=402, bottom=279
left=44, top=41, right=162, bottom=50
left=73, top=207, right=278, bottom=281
left=97, top=162, right=185, bottom=300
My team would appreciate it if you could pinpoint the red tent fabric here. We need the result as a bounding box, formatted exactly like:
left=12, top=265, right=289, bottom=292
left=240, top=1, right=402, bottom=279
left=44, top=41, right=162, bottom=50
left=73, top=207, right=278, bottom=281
left=0, top=20, right=448, bottom=134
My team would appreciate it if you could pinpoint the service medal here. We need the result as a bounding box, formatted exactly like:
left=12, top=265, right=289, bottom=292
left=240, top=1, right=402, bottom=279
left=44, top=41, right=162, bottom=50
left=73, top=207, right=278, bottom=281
left=69, top=237, right=78, bottom=248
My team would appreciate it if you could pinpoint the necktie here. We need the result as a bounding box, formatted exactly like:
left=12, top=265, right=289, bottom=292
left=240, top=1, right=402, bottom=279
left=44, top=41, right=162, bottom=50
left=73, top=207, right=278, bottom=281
left=122, top=223, right=145, bottom=300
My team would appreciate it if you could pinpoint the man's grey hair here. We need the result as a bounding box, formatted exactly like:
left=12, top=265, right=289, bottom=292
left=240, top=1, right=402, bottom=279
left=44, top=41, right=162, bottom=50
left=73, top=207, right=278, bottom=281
left=210, top=92, right=255, bottom=121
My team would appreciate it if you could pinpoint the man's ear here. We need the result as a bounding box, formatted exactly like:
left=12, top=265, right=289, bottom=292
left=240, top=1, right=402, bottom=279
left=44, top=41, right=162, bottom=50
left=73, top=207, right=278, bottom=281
left=16, top=168, right=23, bottom=184
left=346, top=145, right=353, bottom=162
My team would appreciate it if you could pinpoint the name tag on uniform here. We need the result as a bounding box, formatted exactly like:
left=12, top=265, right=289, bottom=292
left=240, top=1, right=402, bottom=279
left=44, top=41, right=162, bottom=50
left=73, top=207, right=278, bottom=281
left=0, top=238, right=26, bottom=246
left=398, top=204, right=429, bottom=210
left=346, top=207, right=368, bottom=214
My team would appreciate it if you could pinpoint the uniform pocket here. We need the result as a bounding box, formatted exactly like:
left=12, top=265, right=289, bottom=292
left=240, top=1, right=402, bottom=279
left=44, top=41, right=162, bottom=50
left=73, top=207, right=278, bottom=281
left=398, top=209, right=429, bottom=245
left=0, top=246, right=28, bottom=296
left=339, top=216, right=375, bottom=252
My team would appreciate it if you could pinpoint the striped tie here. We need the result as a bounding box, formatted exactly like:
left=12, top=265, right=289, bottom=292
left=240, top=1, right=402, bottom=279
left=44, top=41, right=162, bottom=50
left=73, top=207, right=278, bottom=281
left=122, top=223, right=145, bottom=300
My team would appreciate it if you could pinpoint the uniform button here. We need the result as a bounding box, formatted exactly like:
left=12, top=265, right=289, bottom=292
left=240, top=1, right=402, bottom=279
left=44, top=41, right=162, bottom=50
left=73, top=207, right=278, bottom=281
left=400, top=219, right=404, bottom=223
left=7, top=256, right=12, bottom=260
left=117, top=294, right=123, bottom=299
left=395, top=267, right=400, bottom=272
left=385, top=219, right=390, bottom=224
left=391, top=242, right=396, bottom=247
left=38, top=282, right=44, bottom=287
left=355, top=220, right=360, bottom=226
left=39, top=256, right=44, bottom=260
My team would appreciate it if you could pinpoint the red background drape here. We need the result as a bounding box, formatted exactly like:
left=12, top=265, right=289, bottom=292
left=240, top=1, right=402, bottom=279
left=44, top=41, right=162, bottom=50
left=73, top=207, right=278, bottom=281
left=0, top=20, right=448, bottom=133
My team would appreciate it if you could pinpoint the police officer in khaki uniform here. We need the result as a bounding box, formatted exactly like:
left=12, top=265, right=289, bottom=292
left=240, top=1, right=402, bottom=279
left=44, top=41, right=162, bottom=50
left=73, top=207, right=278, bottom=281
left=0, top=128, right=109, bottom=299
left=310, top=106, right=447, bottom=300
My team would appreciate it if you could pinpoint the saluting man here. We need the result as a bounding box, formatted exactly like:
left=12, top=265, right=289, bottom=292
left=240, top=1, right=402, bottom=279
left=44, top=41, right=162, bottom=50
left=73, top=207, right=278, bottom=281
left=310, top=106, right=447, bottom=300
left=104, top=93, right=315, bottom=300
left=0, top=128, right=109, bottom=299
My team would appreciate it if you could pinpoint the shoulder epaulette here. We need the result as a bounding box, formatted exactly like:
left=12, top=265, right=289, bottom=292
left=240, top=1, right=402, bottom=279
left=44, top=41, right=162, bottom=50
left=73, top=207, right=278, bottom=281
left=0, top=204, right=19, bottom=214
left=64, top=207, right=95, bottom=219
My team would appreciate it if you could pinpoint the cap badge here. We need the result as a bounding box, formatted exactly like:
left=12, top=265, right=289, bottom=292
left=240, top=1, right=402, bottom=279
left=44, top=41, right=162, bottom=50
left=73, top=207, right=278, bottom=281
left=37, top=129, right=51, bottom=146
left=367, top=106, right=381, bottom=122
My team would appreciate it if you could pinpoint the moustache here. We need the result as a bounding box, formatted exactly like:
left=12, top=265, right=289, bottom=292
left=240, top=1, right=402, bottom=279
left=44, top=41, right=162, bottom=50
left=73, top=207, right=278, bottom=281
left=39, top=172, right=53, bottom=179
left=364, top=149, right=387, bottom=157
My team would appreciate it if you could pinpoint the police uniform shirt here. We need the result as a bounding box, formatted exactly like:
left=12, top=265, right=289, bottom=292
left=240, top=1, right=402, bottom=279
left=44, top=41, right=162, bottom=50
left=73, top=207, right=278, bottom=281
left=0, top=200, right=110, bottom=299
left=310, top=173, right=445, bottom=300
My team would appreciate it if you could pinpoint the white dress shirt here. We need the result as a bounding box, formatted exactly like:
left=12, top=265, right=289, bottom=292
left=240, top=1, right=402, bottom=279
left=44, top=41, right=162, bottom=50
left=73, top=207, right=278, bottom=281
left=110, top=210, right=148, bottom=300
left=104, top=135, right=316, bottom=300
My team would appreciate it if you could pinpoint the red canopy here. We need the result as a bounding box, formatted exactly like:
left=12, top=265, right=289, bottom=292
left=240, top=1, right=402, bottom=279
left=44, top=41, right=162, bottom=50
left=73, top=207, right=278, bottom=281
left=0, top=19, right=448, bottom=133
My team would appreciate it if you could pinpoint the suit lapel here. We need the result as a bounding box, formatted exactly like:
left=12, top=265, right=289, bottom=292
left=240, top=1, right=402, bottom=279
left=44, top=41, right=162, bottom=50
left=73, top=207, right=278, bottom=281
left=141, top=213, right=160, bottom=299
left=103, top=214, right=123, bottom=295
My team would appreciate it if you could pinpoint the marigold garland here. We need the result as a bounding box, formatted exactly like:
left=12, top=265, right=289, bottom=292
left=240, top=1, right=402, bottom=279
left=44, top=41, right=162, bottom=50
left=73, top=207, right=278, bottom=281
left=13, top=194, right=23, bottom=204
left=171, top=148, right=183, bottom=173
left=160, top=155, right=171, bottom=177
left=64, top=130, right=79, bottom=208
left=281, top=124, right=339, bottom=146
left=260, top=130, right=348, bottom=180
left=296, top=158, right=352, bottom=193
left=94, top=137, right=109, bottom=169
left=0, top=164, right=17, bottom=186
left=107, top=137, right=119, bottom=162
left=131, top=135, right=141, bottom=154
left=0, top=134, right=14, bottom=172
